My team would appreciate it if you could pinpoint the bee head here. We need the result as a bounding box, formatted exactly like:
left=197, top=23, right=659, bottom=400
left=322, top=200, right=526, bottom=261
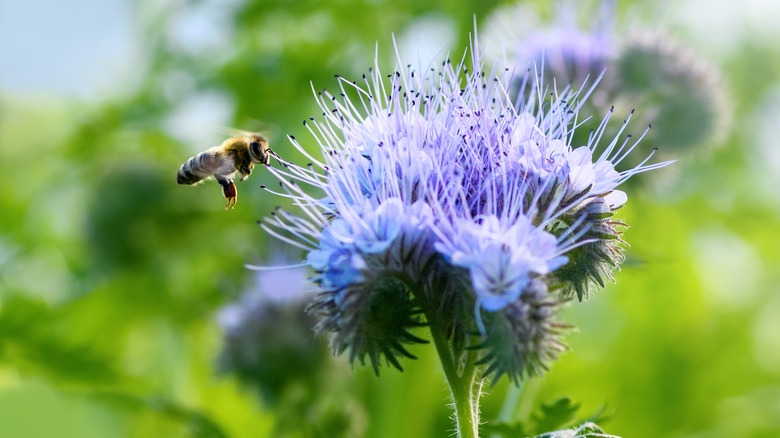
left=248, top=135, right=270, bottom=165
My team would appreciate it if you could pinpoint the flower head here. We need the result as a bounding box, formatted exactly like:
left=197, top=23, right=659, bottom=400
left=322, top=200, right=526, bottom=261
left=216, top=265, right=328, bottom=405
left=261, top=37, right=667, bottom=380
left=474, top=278, right=568, bottom=381
left=485, top=0, right=729, bottom=165
left=484, top=0, right=614, bottom=90
left=435, top=215, right=565, bottom=313
left=614, top=30, right=731, bottom=155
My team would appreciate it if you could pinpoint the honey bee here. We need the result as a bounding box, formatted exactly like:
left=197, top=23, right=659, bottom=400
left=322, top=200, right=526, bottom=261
left=177, top=134, right=272, bottom=209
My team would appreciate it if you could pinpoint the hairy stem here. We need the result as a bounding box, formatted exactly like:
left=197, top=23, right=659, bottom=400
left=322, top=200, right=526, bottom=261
left=426, top=311, right=481, bottom=438
left=405, top=273, right=482, bottom=437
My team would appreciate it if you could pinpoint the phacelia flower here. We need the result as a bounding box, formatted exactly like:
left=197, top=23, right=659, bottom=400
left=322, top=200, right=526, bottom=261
left=485, top=0, right=730, bottom=165
left=260, top=38, right=668, bottom=380
left=474, top=278, right=568, bottom=381
left=613, top=30, right=731, bottom=156
left=552, top=191, right=628, bottom=301
left=216, top=266, right=328, bottom=405
left=483, top=0, right=614, bottom=92
left=435, top=215, right=566, bottom=313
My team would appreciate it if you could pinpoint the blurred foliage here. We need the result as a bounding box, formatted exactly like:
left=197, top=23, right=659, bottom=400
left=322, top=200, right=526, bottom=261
left=483, top=397, right=611, bottom=437
left=1, top=0, right=780, bottom=437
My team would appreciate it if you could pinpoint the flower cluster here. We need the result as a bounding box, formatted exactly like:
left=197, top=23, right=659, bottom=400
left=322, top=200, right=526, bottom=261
left=613, top=31, right=730, bottom=156
left=483, top=0, right=613, bottom=91
left=216, top=266, right=328, bottom=405
left=484, top=0, right=729, bottom=160
left=261, top=42, right=667, bottom=381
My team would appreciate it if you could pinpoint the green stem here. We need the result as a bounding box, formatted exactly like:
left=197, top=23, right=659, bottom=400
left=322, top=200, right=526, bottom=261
left=489, top=381, right=523, bottom=438
left=426, top=312, right=481, bottom=438
left=498, top=381, right=523, bottom=423
left=451, top=373, right=479, bottom=438
left=406, top=274, right=482, bottom=438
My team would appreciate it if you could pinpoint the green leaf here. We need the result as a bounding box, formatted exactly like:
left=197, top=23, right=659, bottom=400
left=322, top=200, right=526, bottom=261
left=94, top=392, right=229, bottom=438
left=534, top=421, right=620, bottom=438
left=0, top=295, right=121, bottom=386
left=533, top=397, right=581, bottom=432
left=480, top=420, right=529, bottom=437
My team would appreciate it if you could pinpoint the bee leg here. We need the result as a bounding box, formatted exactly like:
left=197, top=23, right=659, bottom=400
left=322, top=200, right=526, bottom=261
left=216, top=176, right=237, bottom=209
left=239, top=159, right=253, bottom=181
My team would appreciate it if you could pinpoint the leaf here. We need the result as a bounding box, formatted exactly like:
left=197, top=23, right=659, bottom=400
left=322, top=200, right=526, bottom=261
left=93, top=391, right=230, bottom=438
left=534, top=421, right=620, bottom=438
left=533, top=397, right=581, bottom=432
left=483, top=397, right=615, bottom=437
left=0, top=295, right=121, bottom=385
left=579, top=403, right=614, bottom=426
left=480, top=420, right=529, bottom=437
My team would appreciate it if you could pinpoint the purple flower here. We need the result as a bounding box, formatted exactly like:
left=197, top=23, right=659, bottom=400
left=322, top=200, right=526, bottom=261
left=435, top=215, right=566, bottom=313
left=484, top=0, right=614, bottom=89
left=216, top=266, right=328, bottom=405
left=485, top=0, right=729, bottom=162
left=260, top=39, right=668, bottom=378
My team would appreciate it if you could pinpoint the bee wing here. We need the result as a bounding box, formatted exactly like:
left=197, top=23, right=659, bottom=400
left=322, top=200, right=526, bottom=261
left=210, top=148, right=242, bottom=177
left=222, top=122, right=280, bottom=142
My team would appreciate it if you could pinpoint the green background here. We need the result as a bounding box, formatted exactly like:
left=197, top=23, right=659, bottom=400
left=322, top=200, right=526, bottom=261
left=1, top=0, right=779, bottom=436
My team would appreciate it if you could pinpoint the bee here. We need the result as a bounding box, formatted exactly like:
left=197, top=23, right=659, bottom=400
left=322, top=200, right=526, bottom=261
left=177, top=134, right=272, bottom=209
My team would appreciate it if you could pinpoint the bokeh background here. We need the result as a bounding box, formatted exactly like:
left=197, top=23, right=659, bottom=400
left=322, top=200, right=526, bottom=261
left=1, top=0, right=780, bottom=436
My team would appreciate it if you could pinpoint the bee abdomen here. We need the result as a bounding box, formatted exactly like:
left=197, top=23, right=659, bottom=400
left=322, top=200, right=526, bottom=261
left=177, top=152, right=213, bottom=185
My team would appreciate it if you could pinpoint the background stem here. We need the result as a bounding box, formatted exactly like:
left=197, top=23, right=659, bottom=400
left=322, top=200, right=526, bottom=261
left=489, top=382, right=524, bottom=438
left=498, top=381, right=523, bottom=423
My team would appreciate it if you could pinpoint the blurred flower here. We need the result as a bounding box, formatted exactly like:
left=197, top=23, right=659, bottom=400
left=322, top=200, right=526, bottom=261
left=483, top=0, right=614, bottom=92
left=485, top=0, right=730, bottom=163
left=261, top=39, right=667, bottom=380
left=216, top=265, right=328, bottom=406
left=613, top=30, right=731, bottom=156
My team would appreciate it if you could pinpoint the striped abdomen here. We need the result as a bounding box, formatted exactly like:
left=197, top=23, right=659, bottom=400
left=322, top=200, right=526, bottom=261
left=177, top=147, right=234, bottom=185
